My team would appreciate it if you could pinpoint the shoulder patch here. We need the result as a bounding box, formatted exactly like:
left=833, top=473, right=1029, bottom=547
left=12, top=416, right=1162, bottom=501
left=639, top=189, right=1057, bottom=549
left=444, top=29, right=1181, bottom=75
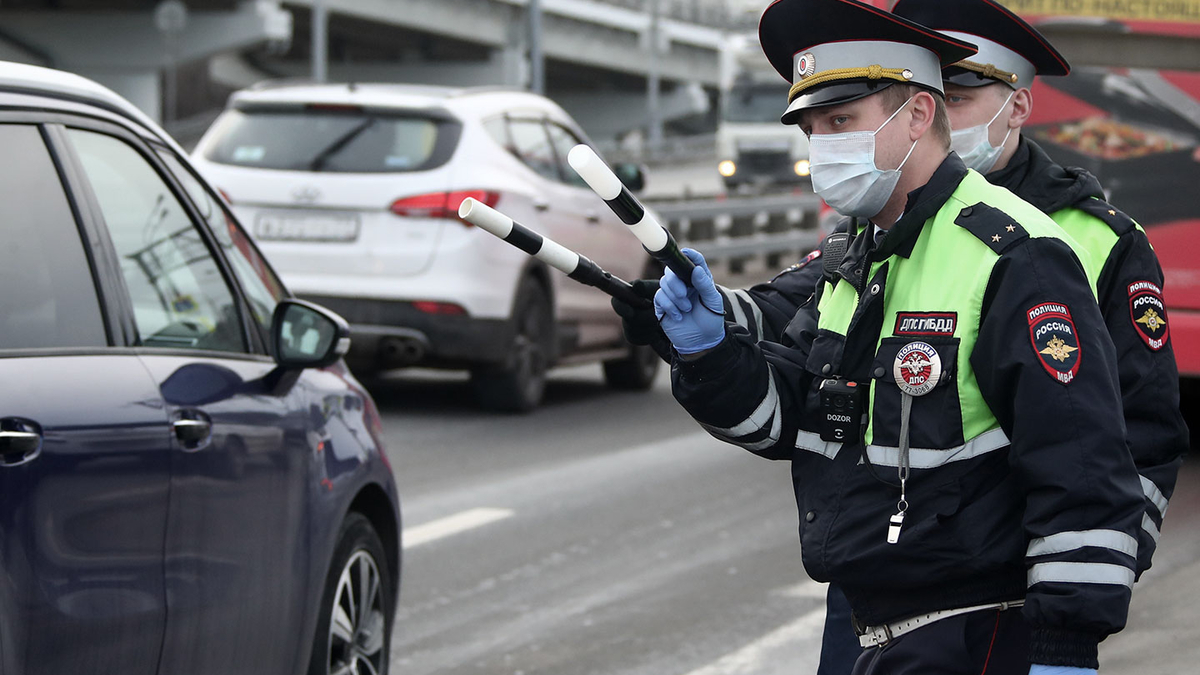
left=955, top=203, right=1029, bottom=255
left=1074, top=198, right=1137, bottom=236
left=774, top=248, right=821, bottom=280
left=1128, top=280, right=1170, bottom=351
left=1027, top=303, right=1081, bottom=385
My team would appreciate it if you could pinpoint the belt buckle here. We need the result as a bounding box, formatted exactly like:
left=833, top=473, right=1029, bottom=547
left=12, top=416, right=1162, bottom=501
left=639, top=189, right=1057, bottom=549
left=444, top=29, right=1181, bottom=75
left=860, top=623, right=892, bottom=648
left=875, top=624, right=894, bottom=647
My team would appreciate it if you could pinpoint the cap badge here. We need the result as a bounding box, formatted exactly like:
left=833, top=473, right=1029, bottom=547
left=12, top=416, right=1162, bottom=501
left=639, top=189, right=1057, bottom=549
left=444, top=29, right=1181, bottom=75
left=893, top=341, right=942, bottom=397
left=797, top=53, right=816, bottom=79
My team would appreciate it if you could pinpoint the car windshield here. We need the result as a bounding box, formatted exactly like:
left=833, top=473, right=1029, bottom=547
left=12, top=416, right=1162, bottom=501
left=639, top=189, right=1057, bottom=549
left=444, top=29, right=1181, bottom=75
left=202, top=107, right=460, bottom=173
left=723, top=83, right=789, bottom=124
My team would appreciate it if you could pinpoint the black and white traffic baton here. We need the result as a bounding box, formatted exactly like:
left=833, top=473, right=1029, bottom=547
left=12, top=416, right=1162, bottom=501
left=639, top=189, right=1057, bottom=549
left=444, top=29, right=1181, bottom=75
left=458, top=198, right=650, bottom=309
left=566, top=144, right=698, bottom=288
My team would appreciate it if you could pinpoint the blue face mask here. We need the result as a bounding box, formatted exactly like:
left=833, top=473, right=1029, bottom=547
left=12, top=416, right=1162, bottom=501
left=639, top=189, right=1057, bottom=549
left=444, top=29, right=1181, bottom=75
left=808, top=96, right=919, bottom=219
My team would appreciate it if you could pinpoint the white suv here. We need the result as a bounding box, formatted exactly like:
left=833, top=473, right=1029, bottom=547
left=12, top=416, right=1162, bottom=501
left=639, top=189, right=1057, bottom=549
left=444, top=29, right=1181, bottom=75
left=192, top=83, right=660, bottom=411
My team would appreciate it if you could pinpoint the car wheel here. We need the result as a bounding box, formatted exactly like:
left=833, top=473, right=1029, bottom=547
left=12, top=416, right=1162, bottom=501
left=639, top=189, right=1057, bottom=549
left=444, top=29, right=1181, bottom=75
left=308, top=513, right=393, bottom=675
left=602, top=344, right=660, bottom=390
left=471, top=277, right=552, bottom=413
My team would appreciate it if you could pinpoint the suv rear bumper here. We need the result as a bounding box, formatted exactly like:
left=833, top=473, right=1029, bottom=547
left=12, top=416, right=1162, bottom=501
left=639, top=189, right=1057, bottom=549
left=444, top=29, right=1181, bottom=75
left=302, top=295, right=514, bottom=370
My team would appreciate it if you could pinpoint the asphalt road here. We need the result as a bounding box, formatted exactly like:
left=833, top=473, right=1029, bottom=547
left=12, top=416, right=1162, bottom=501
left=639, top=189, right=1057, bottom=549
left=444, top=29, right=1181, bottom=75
left=371, top=365, right=1199, bottom=675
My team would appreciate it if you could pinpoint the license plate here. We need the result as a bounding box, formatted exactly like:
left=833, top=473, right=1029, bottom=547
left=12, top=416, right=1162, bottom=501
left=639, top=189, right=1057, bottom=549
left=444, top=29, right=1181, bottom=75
left=254, top=212, right=360, bottom=242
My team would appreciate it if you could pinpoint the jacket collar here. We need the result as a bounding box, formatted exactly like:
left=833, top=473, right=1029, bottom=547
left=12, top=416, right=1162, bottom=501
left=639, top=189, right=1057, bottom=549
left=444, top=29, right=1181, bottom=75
left=838, top=153, right=969, bottom=285
left=877, top=152, right=969, bottom=260
left=986, top=135, right=1104, bottom=213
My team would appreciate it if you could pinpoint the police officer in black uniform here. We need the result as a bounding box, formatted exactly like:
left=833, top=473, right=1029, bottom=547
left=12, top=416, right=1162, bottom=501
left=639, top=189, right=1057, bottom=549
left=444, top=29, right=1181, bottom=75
left=646, top=0, right=1145, bottom=672
left=889, top=0, right=1188, bottom=582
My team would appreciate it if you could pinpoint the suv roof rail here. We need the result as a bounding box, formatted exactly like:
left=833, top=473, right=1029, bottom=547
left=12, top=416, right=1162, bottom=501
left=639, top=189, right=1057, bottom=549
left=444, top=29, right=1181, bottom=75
left=448, top=85, right=530, bottom=98
left=244, top=77, right=320, bottom=91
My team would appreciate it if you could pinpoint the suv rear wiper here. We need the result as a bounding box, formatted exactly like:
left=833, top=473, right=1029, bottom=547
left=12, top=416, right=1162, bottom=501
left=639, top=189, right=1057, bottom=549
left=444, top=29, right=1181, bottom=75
left=306, top=117, right=377, bottom=171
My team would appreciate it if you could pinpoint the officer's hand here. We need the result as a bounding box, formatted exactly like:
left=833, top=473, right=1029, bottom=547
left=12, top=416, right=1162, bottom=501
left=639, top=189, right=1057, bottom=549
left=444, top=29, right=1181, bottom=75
left=1029, top=666, right=1097, bottom=675
left=654, top=248, right=725, bottom=355
left=611, top=279, right=672, bottom=361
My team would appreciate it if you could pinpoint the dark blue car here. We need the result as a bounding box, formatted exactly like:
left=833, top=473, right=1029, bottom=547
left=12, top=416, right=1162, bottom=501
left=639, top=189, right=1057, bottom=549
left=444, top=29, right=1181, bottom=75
left=0, top=63, right=400, bottom=675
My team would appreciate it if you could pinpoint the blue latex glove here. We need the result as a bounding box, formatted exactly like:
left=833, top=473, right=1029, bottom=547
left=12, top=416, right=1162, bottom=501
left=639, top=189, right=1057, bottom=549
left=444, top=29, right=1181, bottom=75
left=654, top=248, right=725, bottom=355
left=1029, top=666, right=1097, bottom=675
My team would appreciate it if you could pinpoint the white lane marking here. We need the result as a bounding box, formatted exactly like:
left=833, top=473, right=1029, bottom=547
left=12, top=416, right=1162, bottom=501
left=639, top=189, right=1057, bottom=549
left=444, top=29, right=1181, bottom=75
left=680, top=606, right=827, bottom=675
left=402, top=507, right=514, bottom=549
left=774, top=580, right=829, bottom=599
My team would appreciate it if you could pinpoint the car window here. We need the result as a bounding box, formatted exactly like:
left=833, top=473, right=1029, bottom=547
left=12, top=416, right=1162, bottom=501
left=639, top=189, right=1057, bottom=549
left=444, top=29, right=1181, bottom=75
left=0, top=125, right=107, bottom=350
left=482, top=116, right=508, bottom=148
left=507, top=119, right=561, bottom=182
left=545, top=123, right=590, bottom=188
left=68, top=128, right=247, bottom=353
left=202, top=108, right=461, bottom=173
left=157, top=150, right=285, bottom=341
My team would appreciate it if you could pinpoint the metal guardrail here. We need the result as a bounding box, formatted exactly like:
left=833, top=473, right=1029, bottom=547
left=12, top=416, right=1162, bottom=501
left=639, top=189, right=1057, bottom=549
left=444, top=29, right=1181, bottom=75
left=595, top=133, right=718, bottom=166
left=646, top=193, right=825, bottom=275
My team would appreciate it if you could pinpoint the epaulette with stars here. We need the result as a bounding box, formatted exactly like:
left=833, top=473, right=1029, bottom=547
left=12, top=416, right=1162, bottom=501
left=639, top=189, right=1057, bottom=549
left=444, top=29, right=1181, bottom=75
left=1072, top=197, right=1138, bottom=237
left=954, top=202, right=1029, bottom=255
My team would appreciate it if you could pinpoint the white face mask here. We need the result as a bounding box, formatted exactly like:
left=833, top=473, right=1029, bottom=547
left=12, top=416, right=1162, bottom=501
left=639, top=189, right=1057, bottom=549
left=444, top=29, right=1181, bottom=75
left=949, top=90, right=1015, bottom=174
left=808, top=97, right=919, bottom=219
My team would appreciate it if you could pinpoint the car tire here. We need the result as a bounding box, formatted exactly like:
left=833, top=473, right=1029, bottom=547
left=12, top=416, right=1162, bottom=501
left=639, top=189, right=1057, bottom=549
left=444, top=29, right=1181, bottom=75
left=602, top=344, right=660, bottom=390
left=471, top=277, right=552, bottom=413
left=307, top=513, right=394, bottom=675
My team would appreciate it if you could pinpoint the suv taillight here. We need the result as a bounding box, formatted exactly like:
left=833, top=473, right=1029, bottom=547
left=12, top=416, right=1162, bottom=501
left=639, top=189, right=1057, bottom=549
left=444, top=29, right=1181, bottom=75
left=389, top=190, right=499, bottom=221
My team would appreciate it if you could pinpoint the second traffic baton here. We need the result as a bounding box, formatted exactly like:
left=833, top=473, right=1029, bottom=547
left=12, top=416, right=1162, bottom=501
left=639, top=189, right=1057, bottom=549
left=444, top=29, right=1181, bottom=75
left=566, top=144, right=698, bottom=288
left=458, top=198, right=650, bottom=309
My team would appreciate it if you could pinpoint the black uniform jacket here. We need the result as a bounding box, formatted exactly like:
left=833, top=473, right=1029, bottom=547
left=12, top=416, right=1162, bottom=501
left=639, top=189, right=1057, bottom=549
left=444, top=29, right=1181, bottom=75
left=672, top=155, right=1145, bottom=668
left=991, top=137, right=1188, bottom=576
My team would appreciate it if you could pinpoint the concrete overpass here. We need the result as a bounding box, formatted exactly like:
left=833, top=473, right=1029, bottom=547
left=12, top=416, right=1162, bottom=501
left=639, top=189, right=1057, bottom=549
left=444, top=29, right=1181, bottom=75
left=0, top=0, right=728, bottom=145
left=0, top=1, right=292, bottom=122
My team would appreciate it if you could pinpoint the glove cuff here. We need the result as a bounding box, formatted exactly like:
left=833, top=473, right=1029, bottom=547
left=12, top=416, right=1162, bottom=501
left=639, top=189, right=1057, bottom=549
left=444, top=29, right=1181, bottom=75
left=1028, top=628, right=1099, bottom=669
left=675, top=332, right=727, bottom=355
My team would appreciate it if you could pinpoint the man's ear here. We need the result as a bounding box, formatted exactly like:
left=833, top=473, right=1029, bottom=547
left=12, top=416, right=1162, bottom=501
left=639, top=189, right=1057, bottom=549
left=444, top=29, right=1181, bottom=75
left=908, top=90, right=937, bottom=141
left=1009, top=87, right=1033, bottom=128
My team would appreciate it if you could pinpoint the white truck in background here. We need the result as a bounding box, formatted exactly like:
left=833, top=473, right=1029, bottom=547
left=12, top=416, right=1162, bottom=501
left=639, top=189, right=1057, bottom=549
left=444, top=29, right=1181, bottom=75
left=716, top=33, right=810, bottom=192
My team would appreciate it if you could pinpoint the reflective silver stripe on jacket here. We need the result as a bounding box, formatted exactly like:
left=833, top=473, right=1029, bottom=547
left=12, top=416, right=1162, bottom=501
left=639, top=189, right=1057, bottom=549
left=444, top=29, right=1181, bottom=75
left=701, top=365, right=781, bottom=450
left=1140, top=475, right=1169, bottom=518
left=718, top=286, right=765, bottom=341
left=795, top=430, right=841, bottom=459
left=1027, top=561, right=1135, bottom=588
left=1027, top=529, right=1138, bottom=559
left=862, top=427, right=1010, bottom=469
left=1142, top=513, right=1162, bottom=544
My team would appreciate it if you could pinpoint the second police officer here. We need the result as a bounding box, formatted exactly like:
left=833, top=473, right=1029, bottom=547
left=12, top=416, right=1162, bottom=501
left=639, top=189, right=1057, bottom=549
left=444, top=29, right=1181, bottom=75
left=888, top=0, right=1188, bottom=585
left=649, top=0, right=1146, bottom=672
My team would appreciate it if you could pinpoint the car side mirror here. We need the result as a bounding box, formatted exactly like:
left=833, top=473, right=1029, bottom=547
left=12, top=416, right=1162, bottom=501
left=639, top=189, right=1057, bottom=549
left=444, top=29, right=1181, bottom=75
left=612, top=162, right=646, bottom=192
left=271, top=299, right=351, bottom=369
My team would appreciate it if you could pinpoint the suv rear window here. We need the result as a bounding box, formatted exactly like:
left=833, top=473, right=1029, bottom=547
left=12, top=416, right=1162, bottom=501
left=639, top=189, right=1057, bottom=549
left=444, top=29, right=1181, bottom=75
left=202, top=107, right=461, bottom=173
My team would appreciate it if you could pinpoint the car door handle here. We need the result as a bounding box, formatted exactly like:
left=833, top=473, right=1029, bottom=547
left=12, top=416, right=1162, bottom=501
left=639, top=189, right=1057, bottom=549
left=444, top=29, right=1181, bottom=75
left=533, top=198, right=551, bottom=212
left=0, top=429, right=42, bottom=467
left=173, top=418, right=212, bottom=446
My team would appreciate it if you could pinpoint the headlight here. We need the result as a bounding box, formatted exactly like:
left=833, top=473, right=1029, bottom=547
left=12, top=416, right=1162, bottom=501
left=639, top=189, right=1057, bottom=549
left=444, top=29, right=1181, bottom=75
left=794, top=159, right=811, bottom=177
left=718, top=160, right=737, bottom=177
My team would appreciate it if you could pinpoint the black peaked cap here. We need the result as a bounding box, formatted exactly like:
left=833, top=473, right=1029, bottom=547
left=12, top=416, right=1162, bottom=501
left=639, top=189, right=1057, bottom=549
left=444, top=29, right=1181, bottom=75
left=759, top=0, right=978, bottom=84
left=891, top=0, right=1070, bottom=76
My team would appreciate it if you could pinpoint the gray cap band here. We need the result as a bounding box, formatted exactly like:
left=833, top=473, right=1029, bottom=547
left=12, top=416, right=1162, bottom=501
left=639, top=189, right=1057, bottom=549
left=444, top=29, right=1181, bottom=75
left=785, top=40, right=943, bottom=120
